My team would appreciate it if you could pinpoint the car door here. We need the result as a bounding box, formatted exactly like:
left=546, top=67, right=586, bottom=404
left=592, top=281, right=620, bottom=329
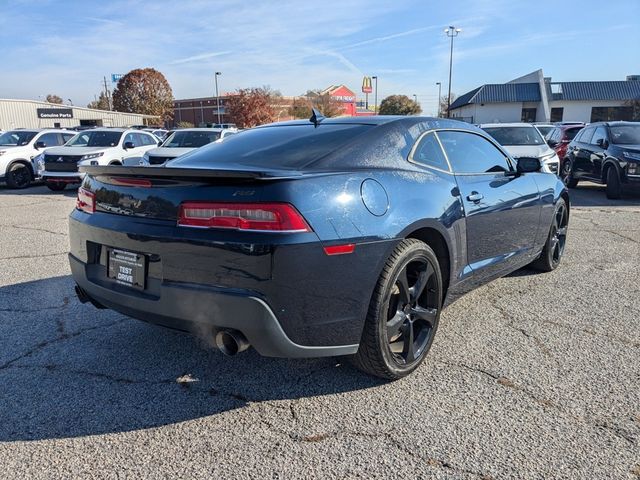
left=437, top=130, right=541, bottom=282
left=571, top=126, right=595, bottom=178
left=121, top=132, right=143, bottom=162
left=588, top=126, right=608, bottom=178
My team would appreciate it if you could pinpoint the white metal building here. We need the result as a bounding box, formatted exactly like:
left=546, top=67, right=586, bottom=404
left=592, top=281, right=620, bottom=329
left=0, top=99, right=155, bottom=130
left=449, top=70, right=640, bottom=124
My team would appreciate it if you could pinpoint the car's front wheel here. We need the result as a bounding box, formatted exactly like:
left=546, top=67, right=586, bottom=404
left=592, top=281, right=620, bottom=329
left=45, top=181, right=66, bottom=191
left=562, top=159, right=578, bottom=188
left=605, top=166, right=622, bottom=199
left=531, top=198, right=568, bottom=272
left=6, top=163, right=32, bottom=189
left=352, top=239, right=442, bottom=380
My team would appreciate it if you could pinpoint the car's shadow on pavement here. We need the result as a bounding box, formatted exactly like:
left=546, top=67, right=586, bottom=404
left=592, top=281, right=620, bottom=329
left=568, top=182, right=640, bottom=208
left=0, top=275, right=383, bottom=442
left=0, top=184, right=78, bottom=198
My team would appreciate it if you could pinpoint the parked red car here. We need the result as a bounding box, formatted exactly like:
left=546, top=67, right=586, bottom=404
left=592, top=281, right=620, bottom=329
left=545, top=124, right=585, bottom=171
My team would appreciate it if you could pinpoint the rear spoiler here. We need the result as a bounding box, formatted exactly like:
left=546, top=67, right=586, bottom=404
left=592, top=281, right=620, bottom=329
left=79, top=165, right=304, bottom=180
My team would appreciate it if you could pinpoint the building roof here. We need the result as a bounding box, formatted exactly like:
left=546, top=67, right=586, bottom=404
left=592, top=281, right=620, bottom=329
left=450, top=77, right=640, bottom=110
left=449, top=83, right=541, bottom=109
left=547, top=81, right=640, bottom=101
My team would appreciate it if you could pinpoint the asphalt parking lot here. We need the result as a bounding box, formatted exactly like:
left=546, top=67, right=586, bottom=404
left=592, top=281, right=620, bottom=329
left=0, top=183, right=638, bottom=479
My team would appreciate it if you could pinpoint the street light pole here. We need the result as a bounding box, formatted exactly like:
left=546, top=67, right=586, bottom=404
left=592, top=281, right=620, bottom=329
left=436, top=82, right=442, bottom=116
left=444, top=26, right=461, bottom=118
left=372, top=76, right=378, bottom=115
left=214, top=71, right=222, bottom=124
left=413, top=94, right=417, bottom=103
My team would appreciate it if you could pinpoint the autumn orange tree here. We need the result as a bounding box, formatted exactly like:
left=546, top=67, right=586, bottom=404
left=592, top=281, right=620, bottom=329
left=225, top=87, right=276, bottom=128
left=112, top=68, right=174, bottom=122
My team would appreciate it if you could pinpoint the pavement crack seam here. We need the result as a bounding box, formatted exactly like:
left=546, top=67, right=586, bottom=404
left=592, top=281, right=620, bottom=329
left=0, top=317, right=127, bottom=370
left=0, top=251, right=67, bottom=260
left=8, top=224, right=68, bottom=237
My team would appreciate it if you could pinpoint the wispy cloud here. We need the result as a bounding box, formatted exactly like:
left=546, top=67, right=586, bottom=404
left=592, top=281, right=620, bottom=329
left=169, top=51, right=232, bottom=65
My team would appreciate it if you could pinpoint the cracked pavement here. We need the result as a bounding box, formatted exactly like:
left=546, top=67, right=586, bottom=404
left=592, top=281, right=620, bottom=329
left=0, top=183, right=639, bottom=479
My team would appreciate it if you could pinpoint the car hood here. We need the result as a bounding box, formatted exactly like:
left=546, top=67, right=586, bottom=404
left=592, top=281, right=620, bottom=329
left=43, top=146, right=114, bottom=156
left=617, top=144, right=640, bottom=153
left=0, top=144, right=29, bottom=154
left=146, top=147, right=194, bottom=158
left=501, top=145, right=554, bottom=159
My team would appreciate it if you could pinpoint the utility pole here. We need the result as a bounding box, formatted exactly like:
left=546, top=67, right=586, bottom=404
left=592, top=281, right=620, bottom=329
left=103, top=76, right=112, bottom=111
left=215, top=72, right=222, bottom=124
left=436, top=82, right=442, bottom=116
left=444, top=26, right=461, bottom=118
left=372, top=76, right=378, bottom=114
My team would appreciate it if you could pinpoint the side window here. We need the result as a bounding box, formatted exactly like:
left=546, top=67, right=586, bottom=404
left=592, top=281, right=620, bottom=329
left=124, top=133, right=137, bottom=146
left=411, top=132, right=449, bottom=170
left=578, top=127, right=595, bottom=144
left=139, top=133, right=155, bottom=146
left=62, top=133, right=74, bottom=144
left=590, top=126, right=607, bottom=146
left=37, top=132, right=59, bottom=147
left=437, top=131, right=511, bottom=174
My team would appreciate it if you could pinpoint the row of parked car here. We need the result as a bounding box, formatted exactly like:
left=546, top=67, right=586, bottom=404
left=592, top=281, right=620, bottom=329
left=476, top=120, right=640, bottom=199
left=0, top=125, right=238, bottom=191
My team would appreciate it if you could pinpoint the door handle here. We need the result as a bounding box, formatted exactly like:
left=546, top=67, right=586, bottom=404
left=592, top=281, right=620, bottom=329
left=467, top=192, right=484, bottom=202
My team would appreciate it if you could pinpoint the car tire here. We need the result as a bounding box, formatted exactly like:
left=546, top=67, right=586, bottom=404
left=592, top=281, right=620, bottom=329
left=45, top=182, right=66, bottom=191
left=352, top=238, right=442, bottom=380
left=605, top=166, right=622, bottom=199
left=6, top=163, right=32, bottom=189
left=531, top=198, right=568, bottom=272
left=562, top=159, right=578, bottom=188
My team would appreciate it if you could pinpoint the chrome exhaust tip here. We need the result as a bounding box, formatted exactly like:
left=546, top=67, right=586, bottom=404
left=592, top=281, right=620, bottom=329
left=215, top=329, right=250, bottom=356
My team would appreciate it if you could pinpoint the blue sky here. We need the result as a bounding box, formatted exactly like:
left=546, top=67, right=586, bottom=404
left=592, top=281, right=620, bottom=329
left=1, top=0, right=638, bottom=115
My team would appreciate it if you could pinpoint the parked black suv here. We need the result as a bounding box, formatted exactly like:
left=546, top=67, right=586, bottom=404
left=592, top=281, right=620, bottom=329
left=562, top=121, right=640, bottom=199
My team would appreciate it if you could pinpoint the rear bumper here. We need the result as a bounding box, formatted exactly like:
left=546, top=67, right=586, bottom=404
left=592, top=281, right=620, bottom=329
left=69, top=253, right=359, bottom=358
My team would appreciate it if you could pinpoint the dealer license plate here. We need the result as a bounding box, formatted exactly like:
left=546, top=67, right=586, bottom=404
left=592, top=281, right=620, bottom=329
left=107, top=248, right=147, bottom=290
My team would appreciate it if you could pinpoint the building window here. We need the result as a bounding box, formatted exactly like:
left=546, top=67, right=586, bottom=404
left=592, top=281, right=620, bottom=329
left=590, top=106, right=633, bottom=122
left=550, top=107, right=563, bottom=123
left=521, top=108, right=536, bottom=123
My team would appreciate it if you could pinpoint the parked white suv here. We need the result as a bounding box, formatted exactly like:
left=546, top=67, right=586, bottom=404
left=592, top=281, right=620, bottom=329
left=480, top=123, right=560, bottom=174
left=139, top=128, right=236, bottom=166
left=40, top=128, right=160, bottom=191
left=0, top=129, right=75, bottom=188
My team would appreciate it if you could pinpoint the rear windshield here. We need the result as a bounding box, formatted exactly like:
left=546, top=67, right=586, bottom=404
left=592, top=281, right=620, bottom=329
left=564, top=127, right=582, bottom=141
left=163, top=130, right=220, bottom=148
left=483, top=126, right=545, bottom=146
left=168, top=124, right=373, bottom=169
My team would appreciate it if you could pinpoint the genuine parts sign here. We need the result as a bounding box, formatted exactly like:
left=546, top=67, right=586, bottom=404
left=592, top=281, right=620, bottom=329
left=37, top=108, right=73, bottom=119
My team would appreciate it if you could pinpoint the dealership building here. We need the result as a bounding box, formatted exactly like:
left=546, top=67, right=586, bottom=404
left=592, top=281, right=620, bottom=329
left=0, top=99, right=153, bottom=130
left=449, top=70, right=640, bottom=124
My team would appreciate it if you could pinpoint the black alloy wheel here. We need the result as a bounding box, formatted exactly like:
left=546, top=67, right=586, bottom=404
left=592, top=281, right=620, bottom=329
left=6, top=163, right=32, bottom=189
left=353, top=239, right=442, bottom=380
left=606, top=167, right=622, bottom=199
left=45, top=181, right=66, bottom=191
left=562, top=159, right=578, bottom=188
left=531, top=198, right=568, bottom=272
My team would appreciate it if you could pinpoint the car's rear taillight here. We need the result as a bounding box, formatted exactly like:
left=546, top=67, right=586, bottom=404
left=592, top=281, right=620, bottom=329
left=76, top=187, right=95, bottom=214
left=177, top=202, right=312, bottom=232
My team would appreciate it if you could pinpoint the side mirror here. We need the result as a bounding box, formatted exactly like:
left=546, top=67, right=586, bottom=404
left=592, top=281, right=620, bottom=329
left=157, top=140, right=163, bottom=146
left=34, top=141, right=46, bottom=149
left=546, top=139, right=558, bottom=148
left=123, top=141, right=135, bottom=150
left=596, top=138, right=608, bottom=148
left=516, top=157, right=542, bottom=174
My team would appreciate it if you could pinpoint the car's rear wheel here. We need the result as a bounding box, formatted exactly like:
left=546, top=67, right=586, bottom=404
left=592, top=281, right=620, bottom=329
left=605, top=166, right=622, bottom=199
left=45, top=181, right=66, bottom=191
left=562, top=159, right=578, bottom=188
left=6, top=163, right=32, bottom=189
left=531, top=198, right=568, bottom=272
left=352, top=239, right=442, bottom=380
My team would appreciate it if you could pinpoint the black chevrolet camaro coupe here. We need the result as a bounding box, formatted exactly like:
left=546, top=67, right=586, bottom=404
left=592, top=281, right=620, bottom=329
left=69, top=116, right=569, bottom=379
